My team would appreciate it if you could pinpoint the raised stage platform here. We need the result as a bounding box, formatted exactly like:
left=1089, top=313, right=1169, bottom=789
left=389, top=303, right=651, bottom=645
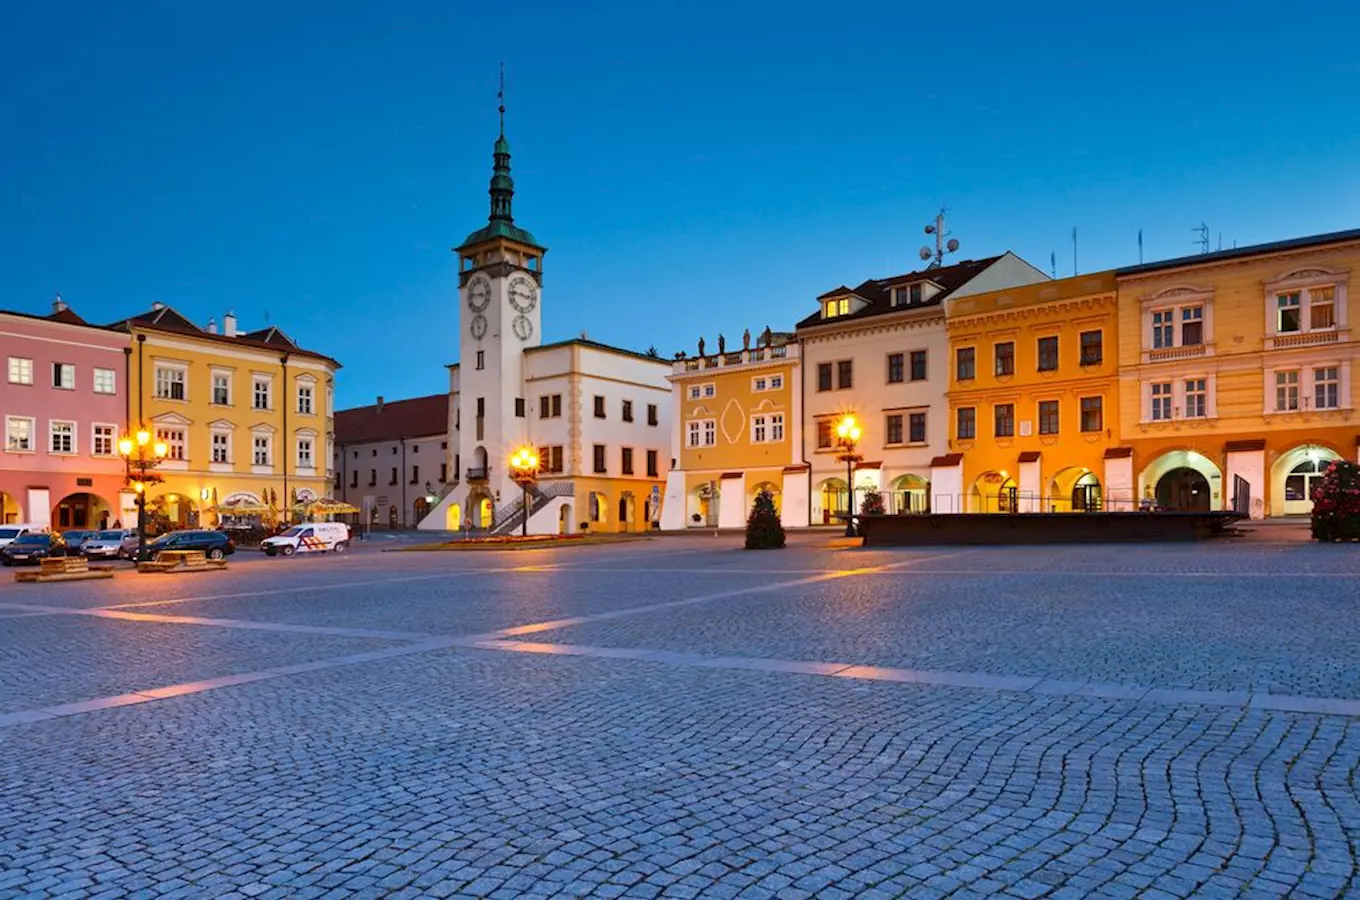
left=857, top=511, right=1246, bottom=546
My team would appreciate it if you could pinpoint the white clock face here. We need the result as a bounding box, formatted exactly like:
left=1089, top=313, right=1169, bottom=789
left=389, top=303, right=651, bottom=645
left=512, top=314, right=534, bottom=341
left=467, top=277, right=491, bottom=312
left=470, top=314, right=488, bottom=340
left=508, top=276, right=538, bottom=313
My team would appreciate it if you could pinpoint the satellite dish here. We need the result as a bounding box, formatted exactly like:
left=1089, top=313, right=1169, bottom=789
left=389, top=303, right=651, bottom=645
left=919, top=247, right=933, bottom=260
left=946, top=238, right=960, bottom=253
left=924, top=224, right=936, bottom=234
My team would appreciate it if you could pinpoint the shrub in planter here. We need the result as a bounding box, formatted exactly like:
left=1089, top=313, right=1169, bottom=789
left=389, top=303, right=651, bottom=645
left=1311, top=459, right=1360, bottom=542
left=745, top=489, right=785, bottom=550
left=860, top=489, right=886, bottom=517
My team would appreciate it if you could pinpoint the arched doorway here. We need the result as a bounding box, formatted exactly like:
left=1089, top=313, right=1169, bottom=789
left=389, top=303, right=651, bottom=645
left=53, top=492, right=114, bottom=531
left=690, top=483, right=716, bottom=527
left=619, top=492, right=636, bottom=531
left=970, top=471, right=1017, bottom=513
left=1156, top=468, right=1210, bottom=511
left=558, top=503, right=573, bottom=534
left=749, top=481, right=781, bottom=518
left=1049, top=468, right=1102, bottom=513
left=0, top=491, right=20, bottom=524
left=1273, top=445, right=1342, bottom=516
left=413, top=497, right=430, bottom=527
left=149, top=493, right=197, bottom=533
left=472, top=446, right=489, bottom=476
left=817, top=478, right=848, bottom=525
left=588, top=492, right=608, bottom=527
left=446, top=502, right=462, bottom=531
left=477, top=496, right=493, bottom=529
left=889, top=474, right=927, bottom=515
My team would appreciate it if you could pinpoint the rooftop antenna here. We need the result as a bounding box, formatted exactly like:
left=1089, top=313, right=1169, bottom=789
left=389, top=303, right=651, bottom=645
left=920, top=208, right=960, bottom=269
left=1193, top=222, right=1210, bottom=254
left=1138, top=229, right=1144, bottom=264
left=1072, top=227, right=1078, bottom=276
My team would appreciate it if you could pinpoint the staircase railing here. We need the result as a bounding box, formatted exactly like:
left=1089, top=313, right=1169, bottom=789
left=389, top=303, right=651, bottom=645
left=490, top=481, right=575, bottom=536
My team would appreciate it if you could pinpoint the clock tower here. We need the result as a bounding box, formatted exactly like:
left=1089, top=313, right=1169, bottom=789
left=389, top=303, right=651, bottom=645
left=452, top=101, right=547, bottom=525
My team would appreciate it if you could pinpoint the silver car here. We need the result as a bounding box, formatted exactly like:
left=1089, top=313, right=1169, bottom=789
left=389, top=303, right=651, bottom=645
left=80, top=529, right=140, bottom=560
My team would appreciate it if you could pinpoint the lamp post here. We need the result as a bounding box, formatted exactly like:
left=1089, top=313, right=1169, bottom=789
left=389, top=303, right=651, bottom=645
left=118, top=428, right=168, bottom=562
left=834, top=414, right=862, bottom=538
left=508, top=447, right=541, bottom=537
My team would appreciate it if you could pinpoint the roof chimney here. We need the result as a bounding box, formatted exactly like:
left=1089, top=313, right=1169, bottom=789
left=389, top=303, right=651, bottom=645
left=152, top=301, right=166, bottom=311
left=223, top=311, right=237, bottom=337
left=376, top=395, right=384, bottom=414
left=52, top=293, right=67, bottom=314
left=206, top=317, right=218, bottom=334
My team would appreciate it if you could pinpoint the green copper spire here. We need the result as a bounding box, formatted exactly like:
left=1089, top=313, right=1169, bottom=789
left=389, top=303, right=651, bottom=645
left=458, top=65, right=542, bottom=250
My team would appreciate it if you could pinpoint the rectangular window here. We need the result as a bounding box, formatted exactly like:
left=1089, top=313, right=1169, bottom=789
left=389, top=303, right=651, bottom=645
left=1184, top=379, right=1207, bottom=418
left=7, top=357, right=33, bottom=385
left=298, top=385, right=314, bottom=414
left=212, top=432, right=230, bottom=463
left=703, top=420, right=716, bottom=446
left=1079, top=331, right=1103, bottom=365
left=770, top=375, right=784, bottom=390
left=156, top=366, right=186, bottom=400
left=837, top=360, right=853, bottom=389
left=439, top=462, right=448, bottom=482
left=1314, top=366, right=1339, bottom=409
left=994, top=403, right=1015, bottom=437
left=687, top=385, right=702, bottom=400
left=646, top=449, right=659, bottom=478
left=551, top=394, right=562, bottom=417
left=514, top=397, right=525, bottom=418
left=540, top=395, right=551, bottom=418
left=1152, top=310, right=1174, bottom=349
left=157, top=428, right=186, bottom=461
left=5, top=416, right=34, bottom=451
left=910, top=283, right=922, bottom=304
left=1277, top=293, right=1302, bottom=333
left=593, top=444, right=607, bottom=474
left=1038, top=400, right=1059, bottom=435
left=93, top=368, right=116, bottom=394
left=254, top=436, right=271, bottom=466
left=368, top=469, right=376, bottom=486
left=994, top=342, right=1015, bottom=377
left=1276, top=370, right=1300, bottom=411
left=753, top=376, right=767, bottom=392
left=298, top=438, right=314, bottom=468
left=908, top=412, right=927, bottom=444
left=350, top=471, right=358, bottom=488
left=752, top=415, right=768, bottom=443
left=390, top=467, right=398, bottom=485
left=93, top=424, right=115, bottom=456
left=647, top=404, right=658, bottom=426
left=687, top=420, right=701, bottom=448
left=817, top=363, right=833, bottom=392
left=885, top=414, right=903, bottom=444
left=956, top=347, right=975, bottom=381
left=824, top=297, right=849, bottom=318
left=253, top=378, right=270, bottom=410
left=1180, top=306, right=1203, bottom=345
left=52, top=363, right=75, bottom=390
left=475, top=350, right=485, bottom=370
left=1037, top=336, right=1059, bottom=371
left=476, top=397, right=485, bottom=418
left=770, top=413, right=784, bottom=442
left=1151, top=382, right=1172, bottom=421
left=1310, top=287, right=1336, bottom=330
left=49, top=420, right=75, bottom=454
left=956, top=407, right=976, bottom=440
left=594, top=395, right=606, bottom=418
left=212, top=373, right=231, bottom=405
left=1079, top=396, right=1103, bottom=432
left=409, top=464, right=420, bottom=484
left=703, top=384, right=715, bottom=398
left=817, top=419, right=833, bottom=449
left=622, top=400, right=634, bottom=422
left=549, top=446, right=564, bottom=473
left=909, top=350, right=927, bottom=382
left=887, top=353, right=904, bottom=384
left=621, top=447, right=634, bottom=475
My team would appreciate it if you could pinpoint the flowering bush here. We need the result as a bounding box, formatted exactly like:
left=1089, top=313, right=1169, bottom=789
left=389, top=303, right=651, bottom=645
left=1310, top=459, right=1360, bottom=542
left=860, top=489, right=886, bottom=516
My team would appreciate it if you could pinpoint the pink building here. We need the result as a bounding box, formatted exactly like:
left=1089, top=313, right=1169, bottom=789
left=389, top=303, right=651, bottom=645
left=0, top=301, right=131, bottom=529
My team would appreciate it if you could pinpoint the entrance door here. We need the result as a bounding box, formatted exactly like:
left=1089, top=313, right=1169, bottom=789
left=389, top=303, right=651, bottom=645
left=1156, top=468, right=1210, bottom=511
left=1283, top=460, right=1326, bottom=516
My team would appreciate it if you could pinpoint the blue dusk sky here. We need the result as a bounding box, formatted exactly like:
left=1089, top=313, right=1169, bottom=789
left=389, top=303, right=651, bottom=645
left=3, top=1, right=1358, bottom=407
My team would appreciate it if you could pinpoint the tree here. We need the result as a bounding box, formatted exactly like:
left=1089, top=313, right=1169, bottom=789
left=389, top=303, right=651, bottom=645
left=860, top=488, right=886, bottom=517
left=1311, top=459, right=1360, bottom=541
left=745, top=489, right=786, bottom=550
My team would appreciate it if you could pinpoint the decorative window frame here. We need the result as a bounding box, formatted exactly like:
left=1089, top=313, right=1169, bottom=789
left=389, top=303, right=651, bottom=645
left=91, top=422, right=118, bottom=457
left=250, top=423, right=277, bottom=472
left=251, top=372, right=275, bottom=411
left=208, top=419, right=236, bottom=472
left=150, top=412, right=192, bottom=469
left=296, top=427, right=319, bottom=473
left=48, top=419, right=77, bottom=455
left=92, top=367, right=117, bottom=395
left=1263, top=266, right=1349, bottom=347
left=296, top=374, right=318, bottom=416
left=4, top=415, right=35, bottom=453
left=153, top=359, right=189, bottom=401
left=1139, top=374, right=1218, bottom=423
left=1139, top=285, right=1215, bottom=361
left=1262, top=360, right=1351, bottom=415
left=210, top=367, right=235, bottom=406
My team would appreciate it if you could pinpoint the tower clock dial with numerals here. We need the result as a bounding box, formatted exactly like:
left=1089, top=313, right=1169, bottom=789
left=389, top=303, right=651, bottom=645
left=512, top=314, right=534, bottom=341
left=508, top=276, right=538, bottom=313
left=470, top=314, right=488, bottom=340
left=467, top=276, right=491, bottom=312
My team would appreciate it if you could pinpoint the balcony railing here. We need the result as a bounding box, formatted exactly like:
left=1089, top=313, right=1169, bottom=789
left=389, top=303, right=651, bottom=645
left=465, top=466, right=489, bottom=481
left=672, top=343, right=799, bottom=374
left=1147, top=343, right=1207, bottom=362
left=1267, top=329, right=1341, bottom=350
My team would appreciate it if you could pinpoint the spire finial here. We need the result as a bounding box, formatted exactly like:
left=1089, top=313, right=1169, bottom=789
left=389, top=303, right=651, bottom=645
left=498, top=61, right=505, bottom=135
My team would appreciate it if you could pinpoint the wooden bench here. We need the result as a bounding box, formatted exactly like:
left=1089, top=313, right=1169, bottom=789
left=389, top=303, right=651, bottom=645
left=137, top=549, right=228, bottom=574
left=14, top=555, right=116, bottom=583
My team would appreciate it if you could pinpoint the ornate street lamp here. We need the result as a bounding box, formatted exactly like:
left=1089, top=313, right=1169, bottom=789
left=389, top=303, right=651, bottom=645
left=835, top=414, right=863, bottom=538
left=508, top=447, right=541, bottom=537
left=118, top=428, right=168, bottom=562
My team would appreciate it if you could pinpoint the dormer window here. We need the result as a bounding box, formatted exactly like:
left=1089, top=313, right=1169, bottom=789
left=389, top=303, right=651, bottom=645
left=824, top=298, right=849, bottom=318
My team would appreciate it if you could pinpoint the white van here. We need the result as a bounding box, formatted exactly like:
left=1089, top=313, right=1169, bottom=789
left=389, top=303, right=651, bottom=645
left=261, top=522, right=351, bottom=556
left=0, top=524, right=39, bottom=548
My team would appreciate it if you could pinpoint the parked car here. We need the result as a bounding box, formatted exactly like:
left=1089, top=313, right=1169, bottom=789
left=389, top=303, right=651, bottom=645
left=61, top=530, right=97, bottom=554
left=1, top=532, right=67, bottom=566
left=261, top=522, right=350, bottom=556
left=0, top=524, right=38, bottom=549
left=145, top=529, right=236, bottom=561
left=81, top=529, right=141, bottom=561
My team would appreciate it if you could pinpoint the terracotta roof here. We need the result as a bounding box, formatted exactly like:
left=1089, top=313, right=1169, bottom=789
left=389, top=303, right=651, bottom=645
left=0, top=306, right=106, bottom=330
left=335, top=394, right=448, bottom=444
left=930, top=453, right=964, bottom=467
left=107, top=305, right=339, bottom=366
left=798, top=257, right=1003, bottom=330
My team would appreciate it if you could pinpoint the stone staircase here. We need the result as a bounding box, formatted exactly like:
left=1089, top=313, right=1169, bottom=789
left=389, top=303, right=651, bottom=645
left=490, top=482, right=575, bottom=536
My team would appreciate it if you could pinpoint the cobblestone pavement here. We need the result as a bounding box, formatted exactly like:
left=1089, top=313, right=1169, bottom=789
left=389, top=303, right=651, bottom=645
left=0, top=534, right=1357, bottom=898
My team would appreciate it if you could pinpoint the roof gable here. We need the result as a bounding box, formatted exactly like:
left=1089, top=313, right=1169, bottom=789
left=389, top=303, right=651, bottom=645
left=798, top=256, right=1004, bottom=329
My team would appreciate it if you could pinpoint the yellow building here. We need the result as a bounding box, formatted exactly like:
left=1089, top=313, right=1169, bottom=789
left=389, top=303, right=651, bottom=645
left=660, top=332, right=808, bottom=529
left=944, top=272, right=1121, bottom=512
left=1116, top=228, right=1360, bottom=518
left=113, top=306, right=339, bottom=528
